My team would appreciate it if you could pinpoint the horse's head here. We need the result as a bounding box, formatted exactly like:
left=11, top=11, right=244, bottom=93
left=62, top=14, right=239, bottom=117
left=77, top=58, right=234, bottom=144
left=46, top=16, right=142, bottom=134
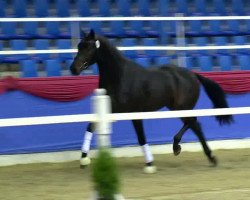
left=70, top=29, right=100, bottom=75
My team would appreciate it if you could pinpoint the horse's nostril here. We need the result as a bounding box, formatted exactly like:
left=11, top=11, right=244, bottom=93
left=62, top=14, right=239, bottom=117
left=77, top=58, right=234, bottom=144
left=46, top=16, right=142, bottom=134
left=80, top=62, right=88, bottom=70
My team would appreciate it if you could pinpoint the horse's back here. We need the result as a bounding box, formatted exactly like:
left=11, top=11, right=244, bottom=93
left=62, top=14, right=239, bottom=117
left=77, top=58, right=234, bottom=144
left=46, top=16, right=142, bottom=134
left=111, top=63, right=200, bottom=113
left=157, top=64, right=200, bottom=110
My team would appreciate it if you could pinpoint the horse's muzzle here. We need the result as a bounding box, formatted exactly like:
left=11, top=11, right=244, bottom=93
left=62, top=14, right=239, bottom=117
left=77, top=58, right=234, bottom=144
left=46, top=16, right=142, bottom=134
left=70, top=65, right=79, bottom=75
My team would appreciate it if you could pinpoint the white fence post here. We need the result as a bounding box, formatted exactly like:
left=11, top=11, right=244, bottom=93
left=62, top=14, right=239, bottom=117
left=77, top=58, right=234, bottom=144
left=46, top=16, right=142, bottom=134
left=91, top=89, right=125, bottom=200
left=92, top=88, right=112, bottom=147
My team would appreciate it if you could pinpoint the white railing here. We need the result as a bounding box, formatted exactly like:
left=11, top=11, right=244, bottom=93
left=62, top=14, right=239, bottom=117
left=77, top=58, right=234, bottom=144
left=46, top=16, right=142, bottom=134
left=1, top=16, right=250, bottom=22
left=0, top=107, right=250, bottom=127
left=1, top=45, right=250, bottom=55
left=0, top=93, right=250, bottom=128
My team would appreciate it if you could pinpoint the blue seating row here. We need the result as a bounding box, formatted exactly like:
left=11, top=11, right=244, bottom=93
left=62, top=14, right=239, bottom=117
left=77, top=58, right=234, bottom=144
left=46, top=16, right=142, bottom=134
left=1, top=0, right=160, bottom=17
left=87, top=19, right=250, bottom=38
left=0, top=0, right=249, bottom=17
left=184, top=19, right=250, bottom=37
left=20, top=59, right=99, bottom=77
left=0, top=38, right=164, bottom=63
left=21, top=59, right=64, bottom=77
left=0, top=39, right=73, bottom=63
left=0, top=21, right=163, bottom=39
left=186, top=54, right=250, bottom=71
left=20, top=57, right=171, bottom=77
left=1, top=35, right=250, bottom=63
left=1, top=19, right=250, bottom=40
left=121, top=36, right=250, bottom=55
left=136, top=55, right=250, bottom=71
left=185, top=36, right=250, bottom=57
left=0, top=22, right=71, bottom=40
left=19, top=54, right=250, bottom=77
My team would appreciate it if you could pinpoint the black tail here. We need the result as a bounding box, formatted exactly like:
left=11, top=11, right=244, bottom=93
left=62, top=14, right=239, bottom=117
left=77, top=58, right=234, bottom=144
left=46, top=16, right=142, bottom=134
left=195, top=73, right=234, bottom=125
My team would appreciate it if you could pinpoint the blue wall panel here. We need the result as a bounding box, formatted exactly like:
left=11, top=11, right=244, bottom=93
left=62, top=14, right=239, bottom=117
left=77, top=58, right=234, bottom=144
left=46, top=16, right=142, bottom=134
left=0, top=89, right=249, bottom=155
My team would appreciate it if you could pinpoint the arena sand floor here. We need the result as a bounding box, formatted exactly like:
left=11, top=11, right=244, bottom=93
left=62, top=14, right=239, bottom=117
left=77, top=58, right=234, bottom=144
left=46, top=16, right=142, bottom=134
left=1, top=148, right=250, bottom=200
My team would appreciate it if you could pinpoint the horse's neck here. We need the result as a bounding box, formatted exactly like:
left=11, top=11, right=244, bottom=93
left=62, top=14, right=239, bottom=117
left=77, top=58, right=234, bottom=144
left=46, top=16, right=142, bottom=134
left=96, top=41, right=126, bottom=90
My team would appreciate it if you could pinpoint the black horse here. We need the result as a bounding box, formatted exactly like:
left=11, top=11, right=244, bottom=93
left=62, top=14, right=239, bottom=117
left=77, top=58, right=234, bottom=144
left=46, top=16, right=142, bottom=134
left=70, top=30, right=233, bottom=172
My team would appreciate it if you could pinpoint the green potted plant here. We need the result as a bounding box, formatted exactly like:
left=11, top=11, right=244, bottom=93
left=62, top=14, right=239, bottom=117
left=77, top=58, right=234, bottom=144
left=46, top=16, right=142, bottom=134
left=91, top=148, right=124, bottom=200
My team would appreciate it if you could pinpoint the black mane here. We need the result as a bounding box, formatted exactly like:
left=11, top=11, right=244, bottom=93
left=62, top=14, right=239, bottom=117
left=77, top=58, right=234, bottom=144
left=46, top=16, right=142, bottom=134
left=95, top=35, right=147, bottom=96
left=96, top=35, right=126, bottom=61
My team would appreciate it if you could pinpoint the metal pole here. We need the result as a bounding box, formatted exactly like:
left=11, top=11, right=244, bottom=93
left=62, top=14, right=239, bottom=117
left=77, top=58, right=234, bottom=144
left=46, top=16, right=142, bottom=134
left=70, top=21, right=80, bottom=50
left=176, top=13, right=186, bottom=67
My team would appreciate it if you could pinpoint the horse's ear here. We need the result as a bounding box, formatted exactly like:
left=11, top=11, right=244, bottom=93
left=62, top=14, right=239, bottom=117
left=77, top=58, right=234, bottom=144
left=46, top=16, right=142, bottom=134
left=88, top=29, right=95, bottom=39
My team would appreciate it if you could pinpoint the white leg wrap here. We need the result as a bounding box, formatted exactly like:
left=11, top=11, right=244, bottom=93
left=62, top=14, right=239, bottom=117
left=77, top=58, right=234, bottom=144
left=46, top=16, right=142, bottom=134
left=141, top=144, right=154, bottom=163
left=141, top=144, right=157, bottom=173
left=81, top=131, right=93, bottom=154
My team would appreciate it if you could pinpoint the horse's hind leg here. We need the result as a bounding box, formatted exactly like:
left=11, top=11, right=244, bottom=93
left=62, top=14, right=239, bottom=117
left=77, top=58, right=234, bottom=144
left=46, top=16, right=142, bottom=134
left=189, top=118, right=218, bottom=166
left=173, top=122, right=190, bottom=156
left=80, top=122, right=94, bottom=168
left=132, top=120, right=156, bottom=173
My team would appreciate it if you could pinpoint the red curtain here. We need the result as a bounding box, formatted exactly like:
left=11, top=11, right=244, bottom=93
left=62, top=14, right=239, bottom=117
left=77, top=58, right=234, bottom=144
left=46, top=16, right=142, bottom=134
left=0, top=71, right=249, bottom=102
left=198, top=71, right=250, bottom=94
left=0, top=76, right=99, bottom=102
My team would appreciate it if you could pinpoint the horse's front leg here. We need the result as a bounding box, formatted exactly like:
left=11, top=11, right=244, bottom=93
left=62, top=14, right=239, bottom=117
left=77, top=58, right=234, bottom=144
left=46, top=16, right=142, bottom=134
left=132, top=120, right=157, bottom=173
left=80, top=122, right=94, bottom=168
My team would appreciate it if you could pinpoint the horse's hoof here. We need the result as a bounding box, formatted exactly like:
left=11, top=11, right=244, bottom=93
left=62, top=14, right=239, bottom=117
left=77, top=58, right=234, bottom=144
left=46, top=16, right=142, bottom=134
left=143, top=165, right=157, bottom=174
left=173, top=145, right=181, bottom=156
left=209, top=156, right=218, bottom=167
left=143, top=162, right=157, bottom=174
left=80, top=157, right=91, bottom=168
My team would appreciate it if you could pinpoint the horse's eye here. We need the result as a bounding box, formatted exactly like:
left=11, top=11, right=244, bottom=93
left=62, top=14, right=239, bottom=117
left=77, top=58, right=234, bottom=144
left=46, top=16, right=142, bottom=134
left=78, top=42, right=88, bottom=50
